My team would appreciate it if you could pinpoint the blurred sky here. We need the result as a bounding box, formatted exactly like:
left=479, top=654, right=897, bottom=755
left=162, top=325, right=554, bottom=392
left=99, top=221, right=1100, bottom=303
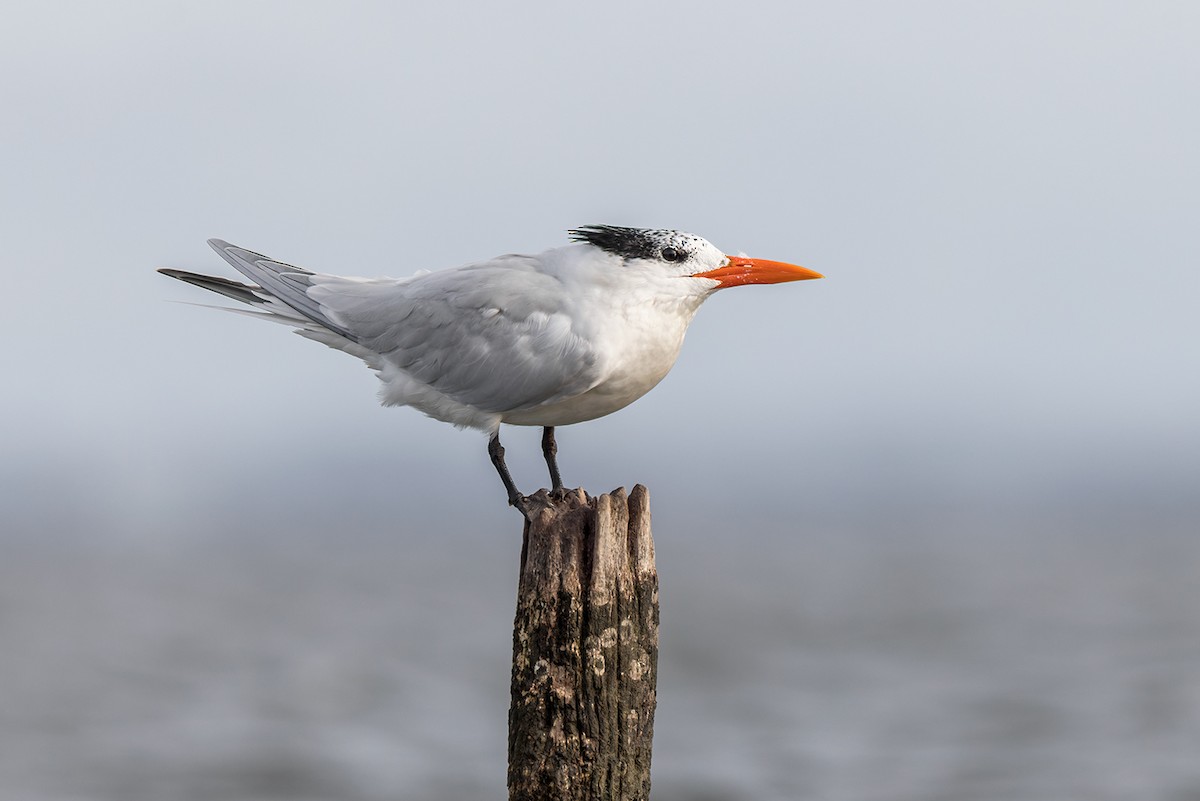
left=2, top=1, right=1198, bottom=542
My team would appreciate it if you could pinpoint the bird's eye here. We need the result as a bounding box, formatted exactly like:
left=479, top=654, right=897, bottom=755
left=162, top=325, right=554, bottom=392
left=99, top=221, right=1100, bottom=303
left=660, top=247, right=681, bottom=262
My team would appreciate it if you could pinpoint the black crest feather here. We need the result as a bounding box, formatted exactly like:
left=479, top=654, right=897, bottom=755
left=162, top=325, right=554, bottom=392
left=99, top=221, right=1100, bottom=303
left=568, top=225, right=660, bottom=260
left=568, top=225, right=698, bottom=262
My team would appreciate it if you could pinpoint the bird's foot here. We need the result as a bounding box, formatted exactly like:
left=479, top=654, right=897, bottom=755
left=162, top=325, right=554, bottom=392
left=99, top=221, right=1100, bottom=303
left=511, top=489, right=554, bottom=519
left=548, top=485, right=573, bottom=503
left=508, top=487, right=585, bottom=519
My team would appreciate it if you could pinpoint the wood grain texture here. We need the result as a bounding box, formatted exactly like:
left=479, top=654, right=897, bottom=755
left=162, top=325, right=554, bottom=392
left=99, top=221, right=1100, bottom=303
left=508, top=485, right=658, bottom=801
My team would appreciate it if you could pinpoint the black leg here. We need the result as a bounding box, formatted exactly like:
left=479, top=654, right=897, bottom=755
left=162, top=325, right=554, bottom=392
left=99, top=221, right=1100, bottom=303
left=488, top=432, right=527, bottom=511
left=541, top=426, right=565, bottom=495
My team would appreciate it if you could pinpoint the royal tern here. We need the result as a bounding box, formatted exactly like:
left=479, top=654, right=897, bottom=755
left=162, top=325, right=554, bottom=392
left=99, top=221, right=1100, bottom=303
left=159, top=226, right=822, bottom=514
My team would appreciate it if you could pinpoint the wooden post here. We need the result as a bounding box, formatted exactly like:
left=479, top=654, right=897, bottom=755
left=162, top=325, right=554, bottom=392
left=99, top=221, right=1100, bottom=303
left=508, top=485, right=658, bottom=801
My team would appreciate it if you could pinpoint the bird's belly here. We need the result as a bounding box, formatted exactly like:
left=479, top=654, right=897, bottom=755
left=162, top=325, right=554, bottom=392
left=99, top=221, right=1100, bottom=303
left=499, top=292, right=700, bottom=428
left=501, top=351, right=676, bottom=427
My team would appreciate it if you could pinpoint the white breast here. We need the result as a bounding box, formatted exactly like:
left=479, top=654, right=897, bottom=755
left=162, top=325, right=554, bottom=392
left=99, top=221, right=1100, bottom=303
left=501, top=274, right=706, bottom=426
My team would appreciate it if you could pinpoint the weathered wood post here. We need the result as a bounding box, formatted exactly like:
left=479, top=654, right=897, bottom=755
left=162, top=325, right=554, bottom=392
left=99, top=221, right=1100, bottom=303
left=508, top=485, right=659, bottom=801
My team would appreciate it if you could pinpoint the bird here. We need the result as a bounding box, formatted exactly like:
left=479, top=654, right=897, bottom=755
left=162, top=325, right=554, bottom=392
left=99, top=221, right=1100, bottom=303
left=158, top=225, right=823, bottom=515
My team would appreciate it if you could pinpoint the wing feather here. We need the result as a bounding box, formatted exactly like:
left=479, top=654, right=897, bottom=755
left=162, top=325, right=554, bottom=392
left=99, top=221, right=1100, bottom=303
left=172, top=242, right=607, bottom=417
left=306, top=256, right=605, bottom=413
left=206, top=239, right=357, bottom=341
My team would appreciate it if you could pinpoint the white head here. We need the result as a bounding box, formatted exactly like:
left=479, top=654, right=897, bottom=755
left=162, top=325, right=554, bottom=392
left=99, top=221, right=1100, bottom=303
left=567, top=225, right=823, bottom=288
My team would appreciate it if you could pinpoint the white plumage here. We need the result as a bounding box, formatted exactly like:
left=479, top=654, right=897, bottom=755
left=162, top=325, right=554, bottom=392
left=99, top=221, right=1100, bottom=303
left=159, top=225, right=821, bottom=512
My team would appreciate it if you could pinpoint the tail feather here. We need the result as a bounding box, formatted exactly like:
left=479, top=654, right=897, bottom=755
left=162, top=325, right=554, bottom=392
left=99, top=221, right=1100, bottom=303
left=157, top=258, right=380, bottom=368
left=157, top=266, right=310, bottom=326
left=157, top=268, right=269, bottom=306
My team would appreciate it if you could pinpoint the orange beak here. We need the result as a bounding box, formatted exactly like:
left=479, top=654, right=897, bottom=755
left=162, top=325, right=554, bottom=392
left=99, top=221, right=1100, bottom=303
left=695, top=255, right=823, bottom=289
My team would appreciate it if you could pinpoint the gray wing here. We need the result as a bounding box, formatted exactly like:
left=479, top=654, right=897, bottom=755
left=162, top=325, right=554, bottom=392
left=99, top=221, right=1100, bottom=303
left=207, top=241, right=604, bottom=414
left=207, top=239, right=359, bottom=340
left=306, top=256, right=605, bottom=413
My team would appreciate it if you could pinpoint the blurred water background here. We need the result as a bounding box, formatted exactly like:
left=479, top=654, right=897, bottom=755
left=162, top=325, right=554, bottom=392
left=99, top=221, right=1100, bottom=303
left=4, top=499, right=1199, bottom=800
left=3, top=2, right=1199, bottom=799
